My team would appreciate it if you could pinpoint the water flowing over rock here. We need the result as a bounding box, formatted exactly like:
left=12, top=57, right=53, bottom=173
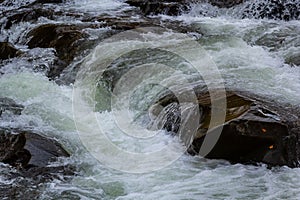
left=25, top=24, right=88, bottom=79
left=126, top=0, right=299, bottom=21
left=0, top=98, right=24, bottom=116
left=0, top=129, right=72, bottom=199
left=149, top=89, right=300, bottom=167
left=26, top=24, right=87, bottom=64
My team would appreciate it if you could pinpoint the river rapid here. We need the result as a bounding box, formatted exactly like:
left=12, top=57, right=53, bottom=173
left=0, top=0, right=300, bottom=199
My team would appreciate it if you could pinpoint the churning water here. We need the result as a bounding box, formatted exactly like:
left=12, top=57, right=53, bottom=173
left=0, top=0, right=300, bottom=199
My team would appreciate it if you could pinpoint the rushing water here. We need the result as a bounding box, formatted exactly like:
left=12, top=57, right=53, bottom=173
left=1, top=0, right=300, bottom=199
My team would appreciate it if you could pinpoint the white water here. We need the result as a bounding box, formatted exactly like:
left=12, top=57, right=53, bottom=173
left=1, top=0, right=300, bottom=199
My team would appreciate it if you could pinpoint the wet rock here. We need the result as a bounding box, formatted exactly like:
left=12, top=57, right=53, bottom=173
left=0, top=98, right=24, bottom=116
left=150, top=89, right=300, bottom=168
left=36, top=0, right=63, bottom=3
left=208, top=0, right=243, bottom=8
left=0, top=128, right=70, bottom=168
left=125, top=0, right=190, bottom=16
left=3, top=8, right=55, bottom=29
left=83, top=14, right=154, bottom=30
left=242, top=0, right=300, bottom=21
left=0, top=129, right=26, bottom=163
left=0, top=42, right=21, bottom=60
left=0, top=163, right=74, bottom=199
left=0, top=128, right=72, bottom=198
left=125, top=0, right=245, bottom=15
left=24, top=131, right=70, bottom=167
left=26, top=24, right=86, bottom=63
left=26, top=24, right=88, bottom=78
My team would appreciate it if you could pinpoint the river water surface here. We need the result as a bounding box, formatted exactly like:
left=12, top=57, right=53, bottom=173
left=0, top=0, right=300, bottom=199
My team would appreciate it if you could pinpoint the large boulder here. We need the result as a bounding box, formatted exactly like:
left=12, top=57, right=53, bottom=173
left=0, top=128, right=70, bottom=169
left=125, top=0, right=190, bottom=16
left=0, top=42, right=21, bottom=60
left=149, top=89, right=300, bottom=167
left=26, top=24, right=86, bottom=63
left=26, top=24, right=88, bottom=79
left=0, top=97, right=24, bottom=116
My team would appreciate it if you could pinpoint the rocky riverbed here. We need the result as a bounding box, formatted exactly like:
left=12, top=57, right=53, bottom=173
left=1, top=0, right=300, bottom=199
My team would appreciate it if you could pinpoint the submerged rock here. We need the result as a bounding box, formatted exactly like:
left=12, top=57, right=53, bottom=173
left=0, top=97, right=24, bottom=116
left=149, top=89, right=300, bottom=168
left=0, top=42, right=21, bottom=60
left=26, top=24, right=86, bottom=63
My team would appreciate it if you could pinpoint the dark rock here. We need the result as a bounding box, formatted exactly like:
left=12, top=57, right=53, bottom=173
left=0, top=128, right=72, bottom=198
left=26, top=24, right=86, bottom=63
left=208, top=0, right=243, bottom=8
left=36, top=0, right=63, bottom=3
left=0, top=129, right=26, bottom=163
left=26, top=24, right=88, bottom=78
left=0, top=164, right=74, bottom=199
left=0, top=42, right=21, bottom=60
left=125, top=0, right=190, bottom=16
left=24, top=131, right=70, bottom=167
left=0, top=128, right=70, bottom=168
left=126, top=0, right=299, bottom=20
left=3, top=8, right=55, bottom=29
left=149, top=89, right=300, bottom=168
left=0, top=97, right=24, bottom=116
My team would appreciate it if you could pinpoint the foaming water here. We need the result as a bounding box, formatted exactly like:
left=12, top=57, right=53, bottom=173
left=1, top=0, right=300, bottom=199
left=159, top=14, right=300, bottom=105
left=187, top=0, right=300, bottom=20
